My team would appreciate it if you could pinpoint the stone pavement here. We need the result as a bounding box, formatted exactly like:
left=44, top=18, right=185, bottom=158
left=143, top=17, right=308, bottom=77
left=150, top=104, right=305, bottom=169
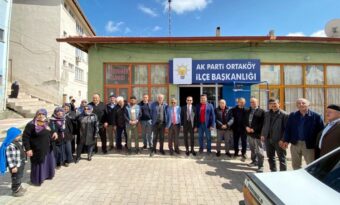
left=0, top=144, right=295, bottom=205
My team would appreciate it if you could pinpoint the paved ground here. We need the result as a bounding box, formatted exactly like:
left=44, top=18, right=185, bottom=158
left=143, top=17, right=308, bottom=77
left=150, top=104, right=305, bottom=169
left=0, top=143, right=295, bottom=205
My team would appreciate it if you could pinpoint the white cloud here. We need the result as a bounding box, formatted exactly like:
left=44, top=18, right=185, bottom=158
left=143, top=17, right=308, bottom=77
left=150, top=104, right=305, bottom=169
left=286, top=29, right=327, bottom=37
left=286, top=32, right=305, bottom=37
left=105, top=21, right=124, bottom=33
left=152, top=26, right=162, bottom=31
left=138, top=4, right=158, bottom=17
left=163, top=0, right=212, bottom=14
left=310, top=29, right=326, bottom=37
left=124, top=27, right=132, bottom=33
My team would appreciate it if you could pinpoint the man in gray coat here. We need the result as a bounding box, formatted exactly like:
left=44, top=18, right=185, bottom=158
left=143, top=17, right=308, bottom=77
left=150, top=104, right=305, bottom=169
left=261, top=98, right=288, bottom=172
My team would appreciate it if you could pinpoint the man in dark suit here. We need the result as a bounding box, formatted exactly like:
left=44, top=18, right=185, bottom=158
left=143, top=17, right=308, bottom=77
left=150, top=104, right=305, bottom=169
left=88, top=93, right=107, bottom=154
left=181, top=96, right=197, bottom=156
left=196, top=94, right=215, bottom=154
left=231, top=98, right=248, bottom=159
left=317, top=104, right=340, bottom=158
left=245, top=98, right=265, bottom=168
left=104, top=95, right=116, bottom=151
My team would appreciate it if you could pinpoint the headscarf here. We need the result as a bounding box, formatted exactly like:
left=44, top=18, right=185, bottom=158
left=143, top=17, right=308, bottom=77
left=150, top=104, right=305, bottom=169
left=31, top=108, right=49, bottom=133
left=0, top=127, right=22, bottom=175
left=50, top=107, right=65, bottom=138
left=84, top=105, right=93, bottom=116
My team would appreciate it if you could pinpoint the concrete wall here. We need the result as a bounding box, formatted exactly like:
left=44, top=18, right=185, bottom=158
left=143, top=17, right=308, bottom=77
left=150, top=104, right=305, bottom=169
left=9, top=0, right=93, bottom=105
left=0, top=0, right=12, bottom=111
left=9, top=0, right=62, bottom=103
left=87, top=42, right=340, bottom=99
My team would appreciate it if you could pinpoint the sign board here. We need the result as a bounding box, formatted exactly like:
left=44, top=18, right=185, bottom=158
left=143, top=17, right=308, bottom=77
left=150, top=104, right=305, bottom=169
left=170, top=59, right=261, bottom=84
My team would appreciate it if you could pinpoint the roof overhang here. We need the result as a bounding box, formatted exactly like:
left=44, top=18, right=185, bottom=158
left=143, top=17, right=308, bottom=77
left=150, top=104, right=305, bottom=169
left=56, top=36, right=340, bottom=53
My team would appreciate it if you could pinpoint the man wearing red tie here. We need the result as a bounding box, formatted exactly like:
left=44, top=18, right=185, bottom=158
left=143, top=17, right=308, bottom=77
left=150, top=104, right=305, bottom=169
left=166, top=98, right=181, bottom=155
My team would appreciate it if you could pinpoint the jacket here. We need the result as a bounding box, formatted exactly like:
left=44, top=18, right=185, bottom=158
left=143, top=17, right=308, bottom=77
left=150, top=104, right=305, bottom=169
left=88, top=102, right=106, bottom=126
left=166, top=106, right=181, bottom=128
left=150, top=101, right=168, bottom=126
left=244, top=107, right=265, bottom=139
left=104, top=103, right=116, bottom=125
left=125, top=104, right=142, bottom=127
left=196, top=103, right=216, bottom=128
left=284, top=110, right=324, bottom=149
left=139, top=101, right=152, bottom=121
left=78, top=113, right=99, bottom=146
left=316, top=121, right=340, bottom=158
left=231, top=106, right=248, bottom=134
left=180, top=105, right=197, bottom=128
left=215, top=106, right=234, bottom=130
left=114, top=105, right=127, bottom=128
left=261, top=109, right=288, bottom=142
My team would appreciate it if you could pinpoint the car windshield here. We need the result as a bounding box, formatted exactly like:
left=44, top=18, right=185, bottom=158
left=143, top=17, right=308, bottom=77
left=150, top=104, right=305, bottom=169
left=305, top=148, right=340, bottom=193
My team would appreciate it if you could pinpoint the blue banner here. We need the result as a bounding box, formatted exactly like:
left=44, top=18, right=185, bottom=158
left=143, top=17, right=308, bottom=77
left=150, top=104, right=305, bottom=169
left=170, top=59, right=261, bottom=84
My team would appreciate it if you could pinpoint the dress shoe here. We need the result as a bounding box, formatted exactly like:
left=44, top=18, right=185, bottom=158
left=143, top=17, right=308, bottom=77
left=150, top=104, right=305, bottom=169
left=185, top=151, right=190, bottom=156
left=191, top=151, right=197, bottom=156
left=75, top=158, right=80, bottom=163
left=160, top=150, right=165, bottom=155
left=216, top=151, right=221, bottom=157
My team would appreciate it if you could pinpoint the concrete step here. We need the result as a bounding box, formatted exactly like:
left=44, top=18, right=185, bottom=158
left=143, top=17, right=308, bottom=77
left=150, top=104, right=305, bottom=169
left=7, top=98, right=39, bottom=103
left=10, top=100, right=48, bottom=107
left=19, top=104, right=55, bottom=112
left=22, top=109, right=56, bottom=118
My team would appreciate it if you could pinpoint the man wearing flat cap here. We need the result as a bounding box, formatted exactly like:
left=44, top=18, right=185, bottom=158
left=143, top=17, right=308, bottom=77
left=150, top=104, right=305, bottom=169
left=316, top=104, right=340, bottom=158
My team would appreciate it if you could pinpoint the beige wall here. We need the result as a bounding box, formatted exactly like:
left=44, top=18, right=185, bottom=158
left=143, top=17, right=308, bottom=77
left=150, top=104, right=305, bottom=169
left=9, top=0, right=92, bottom=105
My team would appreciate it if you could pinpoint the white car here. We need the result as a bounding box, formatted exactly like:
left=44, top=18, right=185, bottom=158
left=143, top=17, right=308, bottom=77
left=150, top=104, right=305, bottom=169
left=243, top=147, right=340, bottom=205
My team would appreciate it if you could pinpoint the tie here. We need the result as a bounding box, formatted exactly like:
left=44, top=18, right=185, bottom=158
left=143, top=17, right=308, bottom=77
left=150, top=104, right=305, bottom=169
left=172, top=107, right=176, bottom=124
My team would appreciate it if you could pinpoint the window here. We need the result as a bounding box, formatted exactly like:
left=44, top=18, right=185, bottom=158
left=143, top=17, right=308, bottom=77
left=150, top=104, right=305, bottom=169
left=63, top=60, right=67, bottom=67
left=151, top=64, right=168, bottom=84
left=104, top=63, right=169, bottom=103
left=284, top=65, right=303, bottom=85
left=0, top=29, right=4, bottom=42
left=68, top=63, right=74, bottom=70
left=306, top=88, right=324, bottom=116
left=132, top=65, right=148, bottom=84
left=285, top=88, right=303, bottom=113
left=63, top=31, right=67, bottom=37
left=76, top=22, right=84, bottom=35
left=76, top=48, right=83, bottom=62
left=260, top=65, right=280, bottom=85
left=306, top=65, right=324, bottom=85
left=105, top=64, right=129, bottom=84
left=326, top=66, right=340, bottom=85
left=75, top=67, right=84, bottom=81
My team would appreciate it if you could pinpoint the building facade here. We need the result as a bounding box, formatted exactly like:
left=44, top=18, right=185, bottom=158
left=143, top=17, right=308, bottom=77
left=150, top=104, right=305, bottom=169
left=9, top=0, right=95, bottom=105
left=0, top=0, right=12, bottom=111
left=58, top=36, right=340, bottom=118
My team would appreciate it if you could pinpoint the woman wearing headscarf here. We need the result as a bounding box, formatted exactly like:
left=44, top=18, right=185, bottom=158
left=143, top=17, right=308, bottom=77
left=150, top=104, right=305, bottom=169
left=50, top=107, right=73, bottom=169
left=23, top=109, right=57, bottom=186
left=75, top=104, right=99, bottom=163
left=63, top=103, right=77, bottom=158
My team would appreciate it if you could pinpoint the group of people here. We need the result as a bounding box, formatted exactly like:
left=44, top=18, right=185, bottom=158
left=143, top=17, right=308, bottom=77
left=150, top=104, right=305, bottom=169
left=0, top=92, right=339, bottom=197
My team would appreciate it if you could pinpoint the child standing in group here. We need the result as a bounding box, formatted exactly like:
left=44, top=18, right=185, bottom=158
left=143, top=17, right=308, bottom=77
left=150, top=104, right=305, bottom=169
left=0, top=127, right=26, bottom=197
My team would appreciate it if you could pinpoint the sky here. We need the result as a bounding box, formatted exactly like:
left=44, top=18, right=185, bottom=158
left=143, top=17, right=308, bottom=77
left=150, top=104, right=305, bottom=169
left=78, top=0, right=340, bottom=37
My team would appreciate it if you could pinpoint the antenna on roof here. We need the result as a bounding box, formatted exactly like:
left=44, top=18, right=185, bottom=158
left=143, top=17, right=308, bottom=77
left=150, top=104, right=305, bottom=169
left=168, top=0, right=172, bottom=37
left=325, top=19, right=340, bottom=38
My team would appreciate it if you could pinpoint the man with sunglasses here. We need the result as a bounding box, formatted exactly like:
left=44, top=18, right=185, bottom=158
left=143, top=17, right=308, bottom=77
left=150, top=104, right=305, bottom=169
left=181, top=96, right=197, bottom=156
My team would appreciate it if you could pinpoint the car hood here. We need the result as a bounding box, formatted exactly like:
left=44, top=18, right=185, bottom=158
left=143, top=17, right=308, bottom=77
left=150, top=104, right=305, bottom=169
left=254, top=169, right=340, bottom=205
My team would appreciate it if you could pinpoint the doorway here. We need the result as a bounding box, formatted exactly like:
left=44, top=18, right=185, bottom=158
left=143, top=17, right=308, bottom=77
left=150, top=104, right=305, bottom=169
left=179, top=87, right=200, bottom=107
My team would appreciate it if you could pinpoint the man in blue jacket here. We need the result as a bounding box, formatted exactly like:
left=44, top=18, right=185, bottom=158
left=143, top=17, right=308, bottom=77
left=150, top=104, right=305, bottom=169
left=282, top=98, right=324, bottom=170
left=150, top=94, right=168, bottom=156
left=196, top=94, right=215, bottom=154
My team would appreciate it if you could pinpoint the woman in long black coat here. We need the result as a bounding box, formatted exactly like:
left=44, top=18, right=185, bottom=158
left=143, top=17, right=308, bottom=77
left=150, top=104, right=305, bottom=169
left=23, top=109, right=57, bottom=186
left=75, top=104, right=99, bottom=163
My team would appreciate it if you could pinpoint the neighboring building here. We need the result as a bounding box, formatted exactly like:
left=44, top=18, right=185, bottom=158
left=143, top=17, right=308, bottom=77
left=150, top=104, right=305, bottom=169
left=9, top=0, right=95, bottom=105
left=58, top=36, right=340, bottom=118
left=0, top=0, right=12, bottom=111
